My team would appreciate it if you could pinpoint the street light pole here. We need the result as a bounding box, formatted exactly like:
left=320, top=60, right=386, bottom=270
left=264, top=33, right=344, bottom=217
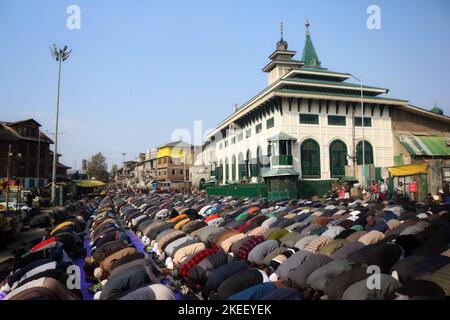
left=350, top=74, right=366, bottom=191
left=50, top=45, right=71, bottom=205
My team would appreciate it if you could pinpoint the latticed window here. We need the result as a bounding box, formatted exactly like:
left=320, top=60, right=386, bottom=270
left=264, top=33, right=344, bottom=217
left=217, top=163, right=223, bottom=181
left=329, top=140, right=348, bottom=178
left=301, top=139, right=321, bottom=178
left=354, top=117, right=372, bottom=127
left=225, top=159, right=230, bottom=182
left=328, top=115, right=346, bottom=126
left=356, top=140, right=374, bottom=165
left=231, top=156, right=236, bottom=181
left=256, top=147, right=262, bottom=178
left=238, top=153, right=246, bottom=179
left=299, top=113, right=319, bottom=124
left=246, top=150, right=252, bottom=177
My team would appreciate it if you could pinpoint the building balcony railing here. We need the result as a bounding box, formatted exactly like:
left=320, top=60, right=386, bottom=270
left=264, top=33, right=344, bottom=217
left=271, top=155, right=293, bottom=166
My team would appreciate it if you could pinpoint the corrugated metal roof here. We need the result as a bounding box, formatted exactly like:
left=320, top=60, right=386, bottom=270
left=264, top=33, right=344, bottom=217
left=396, top=134, right=450, bottom=156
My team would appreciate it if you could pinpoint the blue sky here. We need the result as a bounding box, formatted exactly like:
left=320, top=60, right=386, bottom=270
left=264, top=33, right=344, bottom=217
left=1, top=0, right=449, bottom=170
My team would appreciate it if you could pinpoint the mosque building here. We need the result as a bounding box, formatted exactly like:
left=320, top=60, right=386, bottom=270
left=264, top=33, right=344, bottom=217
left=195, top=20, right=450, bottom=200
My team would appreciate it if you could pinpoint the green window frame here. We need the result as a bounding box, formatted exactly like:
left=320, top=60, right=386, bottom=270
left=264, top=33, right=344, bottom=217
left=328, top=115, right=346, bottom=126
left=225, top=158, right=230, bottom=182
left=354, top=117, right=372, bottom=127
left=356, top=140, right=374, bottom=165
left=255, top=123, right=262, bottom=134
left=266, top=117, right=274, bottom=129
left=301, top=139, right=321, bottom=178
left=231, top=156, right=236, bottom=181
left=238, top=153, right=246, bottom=179
left=329, top=140, right=348, bottom=178
left=217, top=162, right=223, bottom=182
left=299, top=113, right=319, bottom=124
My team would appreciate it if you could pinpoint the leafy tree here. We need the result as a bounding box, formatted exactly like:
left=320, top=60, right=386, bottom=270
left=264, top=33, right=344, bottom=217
left=111, top=164, right=118, bottom=173
left=86, top=152, right=109, bottom=182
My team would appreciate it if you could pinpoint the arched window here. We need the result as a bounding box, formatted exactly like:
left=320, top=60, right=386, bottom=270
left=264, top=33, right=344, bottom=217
left=246, top=150, right=252, bottom=177
left=256, top=146, right=262, bottom=178
left=231, top=156, right=236, bottom=181
left=301, top=139, right=321, bottom=178
left=225, top=158, right=230, bottom=182
left=238, top=153, right=246, bottom=180
left=356, top=140, right=374, bottom=165
left=217, top=160, right=223, bottom=182
left=329, top=140, right=348, bottom=178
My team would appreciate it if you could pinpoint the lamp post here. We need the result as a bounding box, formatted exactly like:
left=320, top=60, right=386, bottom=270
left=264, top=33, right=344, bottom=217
left=350, top=74, right=366, bottom=191
left=50, top=44, right=71, bottom=205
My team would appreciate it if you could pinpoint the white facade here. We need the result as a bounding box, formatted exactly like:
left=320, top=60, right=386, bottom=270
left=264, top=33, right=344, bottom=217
left=209, top=97, right=394, bottom=183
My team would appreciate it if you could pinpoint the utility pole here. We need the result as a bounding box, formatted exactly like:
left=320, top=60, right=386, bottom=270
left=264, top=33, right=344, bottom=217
left=351, top=103, right=356, bottom=177
left=50, top=44, right=71, bottom=205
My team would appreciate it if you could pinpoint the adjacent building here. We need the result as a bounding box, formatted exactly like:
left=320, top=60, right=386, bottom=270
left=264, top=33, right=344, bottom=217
left=155, top=141, right=194, bottom=190
left=0, top=119, right=72, bottom=189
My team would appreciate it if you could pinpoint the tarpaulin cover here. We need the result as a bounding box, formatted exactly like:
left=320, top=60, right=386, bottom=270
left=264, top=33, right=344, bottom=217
left=388, top=163, right=428, bottom=177
left=76, top=180, right=106, bottom=188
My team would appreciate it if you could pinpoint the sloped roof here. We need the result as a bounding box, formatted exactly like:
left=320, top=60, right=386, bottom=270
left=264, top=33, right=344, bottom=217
left=302, top=34, right=321, bottom=67
left=262, top=167, right=300, bottom=178
left=396, top=134, right=450, bottom=156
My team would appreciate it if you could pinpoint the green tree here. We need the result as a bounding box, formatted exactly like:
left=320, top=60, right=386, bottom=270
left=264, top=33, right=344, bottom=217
left=111, top=164, right=118, bottom=174
left=86, top=152, right=109, bottom=182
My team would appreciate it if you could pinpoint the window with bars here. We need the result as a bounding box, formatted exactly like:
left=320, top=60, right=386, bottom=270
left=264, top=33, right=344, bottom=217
left=329, top=140, right=348, bottom=178
left=299, top=113, right=319, bottom=124
left=255, top=123, right=262, bottom=134
left=354, top=117, right=372, bottom=127
left=231, top=156, right=236, bottom=180
left=328, top=115, right=346, bottom=126
left=266, top=117, right=274, bottom=129
left=356, top=140, right=374, bottom=165
left=301, top=139, right=321, bottom=178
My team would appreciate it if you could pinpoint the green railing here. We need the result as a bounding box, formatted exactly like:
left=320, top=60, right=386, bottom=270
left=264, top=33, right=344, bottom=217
left=206, top=183, right=268, bottom=198
left=272, top=155, right=293, bottom=166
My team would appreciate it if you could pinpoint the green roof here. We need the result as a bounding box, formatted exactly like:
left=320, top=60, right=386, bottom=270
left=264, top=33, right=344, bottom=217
left=396, top=134, right=450, bottom=156
left=263, top=167, right=300, bottom=178
left=284, top=77, right=388, bottom=93
left=430, top=106, right=444, bottom=115
left=302, top=34, right=321, bottom=67
left=275, top=88, right=408, bottom=103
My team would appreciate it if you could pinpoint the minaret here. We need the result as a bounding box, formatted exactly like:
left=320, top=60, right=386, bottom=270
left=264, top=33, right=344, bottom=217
left=301, top=18, right=321, bottom=68
left=262, top=19, right=304, bottom=85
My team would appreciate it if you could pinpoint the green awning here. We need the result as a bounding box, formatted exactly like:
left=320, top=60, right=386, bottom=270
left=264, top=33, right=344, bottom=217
left=396, top=134, right=450, bottom=156
left=263, top=167, right=299, bottom=178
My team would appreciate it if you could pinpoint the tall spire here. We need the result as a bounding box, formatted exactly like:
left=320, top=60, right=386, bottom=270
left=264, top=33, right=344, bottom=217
left=305, top=18, right=310, bottom=36
left=276, top=17, right=288, bottom=50
left=301, top=18, right=321, bottom=67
